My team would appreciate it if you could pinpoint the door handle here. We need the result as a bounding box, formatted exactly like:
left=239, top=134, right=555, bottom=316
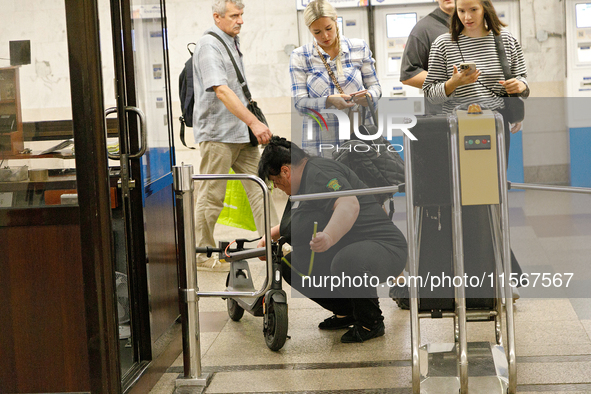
left=104, top=106, right=147, bottom=160
left=126, top=106, right=147, bottom=159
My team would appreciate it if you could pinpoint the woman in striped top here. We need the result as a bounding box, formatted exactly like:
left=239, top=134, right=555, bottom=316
left=423, top=0, right=529, bottom=141
left=423, top=0, right=526, bottom=293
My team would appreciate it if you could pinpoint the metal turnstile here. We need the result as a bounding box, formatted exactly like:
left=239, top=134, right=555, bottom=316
left=405, top=108, right=516, bottom=394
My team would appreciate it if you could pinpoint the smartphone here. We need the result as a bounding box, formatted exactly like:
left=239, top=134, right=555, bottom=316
left=459, top=63, right=476, bottom=74
left=349, top=89, right=368, bottom=97
left=345, top=89, right=369, bottom=102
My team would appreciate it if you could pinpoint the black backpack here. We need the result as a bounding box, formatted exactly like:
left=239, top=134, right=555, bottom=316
left=333, top=99, right=405, bottom=211
left=178, top=43, right=196, bottom=149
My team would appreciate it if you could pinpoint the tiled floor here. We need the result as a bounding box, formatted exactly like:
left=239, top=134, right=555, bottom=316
left=150, top=190, right=591, bottom=393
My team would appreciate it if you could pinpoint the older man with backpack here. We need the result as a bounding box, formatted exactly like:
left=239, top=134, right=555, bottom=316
left=187, top=0, right=276, bottom=271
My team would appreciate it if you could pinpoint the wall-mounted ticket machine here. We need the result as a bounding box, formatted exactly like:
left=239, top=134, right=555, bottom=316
left=296, top=0, right=370, bottom=48
left=373, top=0, right=435, bottom=100
left=566, top=0, right=591, bottom=186
left=566, top=0, right=591, bottom=97
left=372, top=0, right=520, bottom=103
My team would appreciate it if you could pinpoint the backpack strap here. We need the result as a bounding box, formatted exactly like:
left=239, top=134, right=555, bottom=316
left=494, top=33, right=530, bottom=98
left=207, top=32, right=254, bottom=104
left=493, top=34, right=512, bottom=81
left=180, top=120, right=194, bottom=149
left=187, top=42, right=195, bottom=56
left=493, top=33, right=530, bottom=98
left=428, top=11, right=450, bottom=28
left=179, top=55, right=195, bottom=149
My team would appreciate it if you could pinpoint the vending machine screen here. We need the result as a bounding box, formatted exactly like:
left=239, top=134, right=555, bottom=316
left=386, top=13, right=417, bottom=38
left=576, top=3, right=591, bottom=28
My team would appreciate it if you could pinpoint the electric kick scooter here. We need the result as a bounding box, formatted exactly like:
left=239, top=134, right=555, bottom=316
left=196, top=237, right=289, bottom=351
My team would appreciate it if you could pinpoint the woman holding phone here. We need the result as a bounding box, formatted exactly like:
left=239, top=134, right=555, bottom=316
left=289, top=0, right=381, bottom=157
left=421, top=0, right=527, bottom=298
left=422, top=0, right=529, bottom=153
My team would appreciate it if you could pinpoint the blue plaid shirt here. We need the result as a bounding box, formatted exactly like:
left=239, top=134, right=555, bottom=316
left=289, top=37, right=381, bottom=157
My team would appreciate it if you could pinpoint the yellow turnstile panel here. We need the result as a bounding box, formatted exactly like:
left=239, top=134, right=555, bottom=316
left=457, top=109, right=500, bottom=206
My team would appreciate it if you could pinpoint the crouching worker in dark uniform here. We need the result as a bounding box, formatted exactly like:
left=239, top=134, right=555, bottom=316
left=257, top=137, right=407, bottom=343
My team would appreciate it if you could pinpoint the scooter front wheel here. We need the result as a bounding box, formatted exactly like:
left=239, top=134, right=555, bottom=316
left=227, top=298, right=245, bottom=321
left=264, top=302, right=288, bottom=351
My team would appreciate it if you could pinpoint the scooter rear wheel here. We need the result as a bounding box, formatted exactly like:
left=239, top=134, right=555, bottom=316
left=264, top=302, right=288, bottom=351
left=227, top=298, right=245, bottom=321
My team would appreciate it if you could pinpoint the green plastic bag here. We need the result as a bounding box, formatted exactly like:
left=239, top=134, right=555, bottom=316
left=217, top=169, right=257, bottom=231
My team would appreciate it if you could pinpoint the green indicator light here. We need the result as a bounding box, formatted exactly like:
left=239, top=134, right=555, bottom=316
left=469, top=140, right=473, bottom=145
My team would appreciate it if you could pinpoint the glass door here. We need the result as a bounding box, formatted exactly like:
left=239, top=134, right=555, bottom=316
left=2, top=0, right=176, bottom=391
left=100, top=0, right=177, bottom=388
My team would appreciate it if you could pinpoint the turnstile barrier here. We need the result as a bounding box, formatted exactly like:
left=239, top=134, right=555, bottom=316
left=405, top=108, right=516, bottom=394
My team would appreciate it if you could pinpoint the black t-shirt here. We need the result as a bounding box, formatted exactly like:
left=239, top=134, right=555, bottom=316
left=400, top=7, right=450, bottom=82
left=282, top=157, right=406, bottom=250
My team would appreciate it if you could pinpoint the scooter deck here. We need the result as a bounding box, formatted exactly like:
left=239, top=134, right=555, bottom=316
left=227, top=260, right=264, bottom=316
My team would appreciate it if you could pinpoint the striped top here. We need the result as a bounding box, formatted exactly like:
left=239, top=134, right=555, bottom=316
left=423, top=29, right=527, bottom=113
left=290, top=37, right=381, bottom=157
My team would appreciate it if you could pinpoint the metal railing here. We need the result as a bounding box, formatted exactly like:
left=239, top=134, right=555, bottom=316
left=173, top=162, right=591, bottom=391
left=495, top=121, right=517, bottom=394
left=173, top=165, right=274, bottom=388
left=290, top=185, right=401, bottom=202
left=510, top=182, right=591, bottom=194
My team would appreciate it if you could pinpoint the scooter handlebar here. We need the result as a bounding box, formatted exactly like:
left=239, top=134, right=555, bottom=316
left=222, top=247, right=266, bottom=262
left=195, top=246, right=214, bottom=254
left=195, top=246, right=266, bottom=261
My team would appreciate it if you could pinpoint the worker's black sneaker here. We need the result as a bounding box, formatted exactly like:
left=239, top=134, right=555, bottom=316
left=389, top=285, right=410, bottom=310
left=341, top=322, right=385, bottom=343
left=318, top=314, right=356, bottom=330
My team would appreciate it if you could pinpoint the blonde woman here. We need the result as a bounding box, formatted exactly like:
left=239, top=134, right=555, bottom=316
left=290, top=0, right=381, bottom=157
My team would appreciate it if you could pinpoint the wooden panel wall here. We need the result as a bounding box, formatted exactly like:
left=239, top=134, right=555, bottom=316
left=0, top=220, right=90, bottom=393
